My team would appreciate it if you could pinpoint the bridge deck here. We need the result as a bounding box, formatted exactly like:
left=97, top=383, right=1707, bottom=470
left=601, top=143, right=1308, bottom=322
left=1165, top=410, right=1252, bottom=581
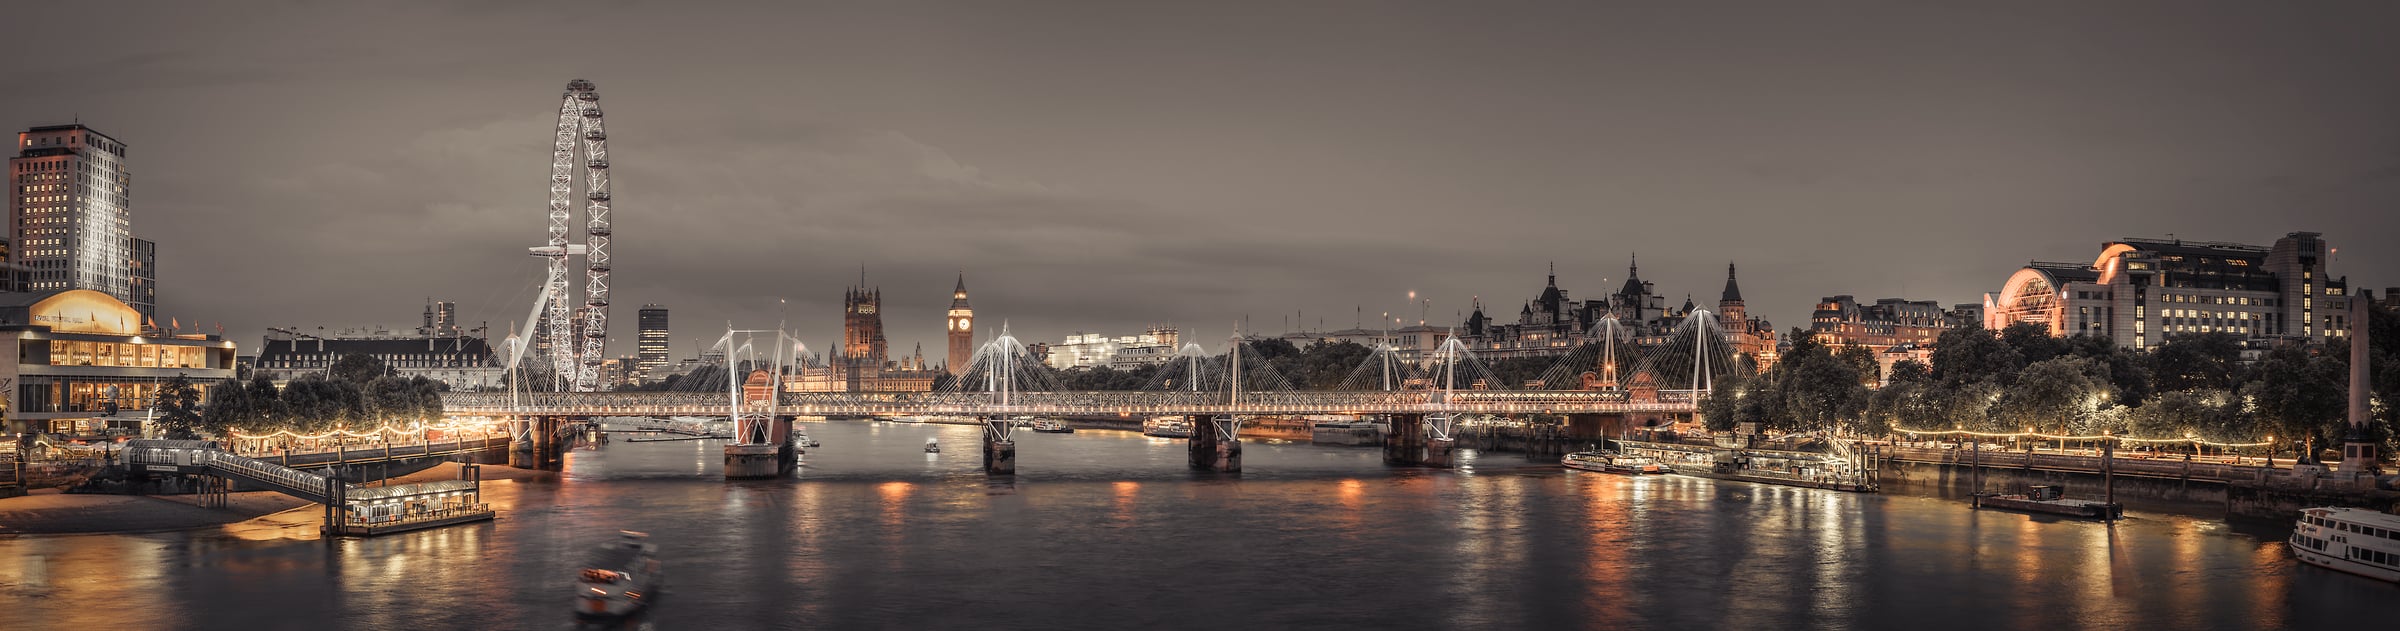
left=444, top=390, right=1699, bottom=417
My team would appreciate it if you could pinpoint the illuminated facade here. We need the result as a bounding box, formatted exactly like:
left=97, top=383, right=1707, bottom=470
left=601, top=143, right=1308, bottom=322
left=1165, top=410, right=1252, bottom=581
left=256, top=298, right=501, bottom=390
left=636, top=305, right=669, bottom=381
left=10, top=125, right=140, bottom=306
left=1983, top=232, right=2355, bottom=348
left=0, top=289, right=236, bottom=434
left=782, top=278, right=938, bottom=393
left=1810, top=296, right=1979, bottom=349
left=1460, top=260, right=1777, bottom=370
left=1045, top=327, right=1181, bottom=371
left=947, top=274, right=972, bottom=376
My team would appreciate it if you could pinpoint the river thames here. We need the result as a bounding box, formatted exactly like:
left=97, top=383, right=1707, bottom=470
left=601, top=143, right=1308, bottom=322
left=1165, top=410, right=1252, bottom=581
left=2, top=421, right=2389, bottom=630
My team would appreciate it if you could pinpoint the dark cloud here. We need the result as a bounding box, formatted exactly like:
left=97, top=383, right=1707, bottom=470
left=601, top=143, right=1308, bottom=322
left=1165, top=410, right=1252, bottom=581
left=2, top=1, right=2394, bottom=359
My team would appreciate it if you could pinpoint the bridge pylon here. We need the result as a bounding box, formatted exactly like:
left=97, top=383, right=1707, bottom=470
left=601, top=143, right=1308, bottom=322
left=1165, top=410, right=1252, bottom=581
left=1188, top=415, right=1242, bottom=472
left=982, top=417, right=1016, bottom=475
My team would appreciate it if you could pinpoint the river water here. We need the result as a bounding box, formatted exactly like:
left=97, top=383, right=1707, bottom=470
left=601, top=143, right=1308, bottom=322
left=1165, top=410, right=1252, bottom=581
left=1, top=421, right=2389, bottom=630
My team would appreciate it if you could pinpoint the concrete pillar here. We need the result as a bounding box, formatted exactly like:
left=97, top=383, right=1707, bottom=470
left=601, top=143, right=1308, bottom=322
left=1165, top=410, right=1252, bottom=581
left=1384, top=414, right=1424, bottom=466
left=983, top=437, right=1016, bottom=475
left=1188, top=416, right=1241, bottom=472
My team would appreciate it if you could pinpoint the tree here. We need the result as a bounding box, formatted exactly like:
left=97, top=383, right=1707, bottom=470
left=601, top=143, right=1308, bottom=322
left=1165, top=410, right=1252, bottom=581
left=1778, top=344, right=1869, bottom=433
left=2150, top=332, right=2245, bottom=393
left=2128, top=389, right=2231, bottom=442
left=243, top=375, right=288, bottom=432
left=328, top=353, right=392, bottom=385
left=2243, top=344, right=2348, bottom=462
left=2000, top=322, right=2068, bottom=365
left=1997, top=357, right=2107, bottom=435
left=199, top=381, right=250, bottom=437
left=1931, top=325, right=2024, bottom=386
left=2066, top=334, right=2152, bottom=407
left=1836, top=345, right=1880, bottom=386
left=154, top=374, right=206, bottom=439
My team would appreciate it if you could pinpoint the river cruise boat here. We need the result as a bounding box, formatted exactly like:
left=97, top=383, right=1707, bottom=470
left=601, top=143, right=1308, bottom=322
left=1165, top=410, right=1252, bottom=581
left=1562, top=451, right=1666, bottom=475
left=1309, top=419, right=1383, bottom=446
left=924, top=437, right=942, bottom=453
left=575, top=531, right=664, bottom=620
left=1971, top=485, right=2121, bottom=520
left=794, top=428, right=821, bottom=448
left=1143, top=417, right=1194, bottom=438
left=2290, top=507, right=2400, bottom=583
left=1030, top=420, right=1074, bottom=434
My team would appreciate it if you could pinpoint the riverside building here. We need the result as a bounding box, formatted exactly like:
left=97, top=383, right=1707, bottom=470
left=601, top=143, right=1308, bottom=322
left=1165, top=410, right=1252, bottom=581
left=11, top=124, right=157, bottom=322
left=1984, top=232, right=2355, bottom=348
left=0, top=289, right=236, bottom=434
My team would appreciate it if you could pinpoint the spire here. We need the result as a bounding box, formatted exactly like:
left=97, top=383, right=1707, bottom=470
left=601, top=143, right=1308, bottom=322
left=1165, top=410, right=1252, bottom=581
left=1618, top=252, right=1647, bottom=298
left=1720, top=262, right=1744, bottom=303
left=1547, top=261, right=1556, bottom=287
left=951, top=271, right=971, bottom=308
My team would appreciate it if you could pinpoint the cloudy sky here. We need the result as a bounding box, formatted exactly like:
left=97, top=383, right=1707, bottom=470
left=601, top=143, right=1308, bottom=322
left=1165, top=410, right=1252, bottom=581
left=3, top=1, right=2394, bottom=361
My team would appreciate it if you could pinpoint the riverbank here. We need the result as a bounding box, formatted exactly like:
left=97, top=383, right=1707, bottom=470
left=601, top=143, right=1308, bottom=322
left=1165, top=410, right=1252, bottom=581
left=0, top=462, right=553, bottom=536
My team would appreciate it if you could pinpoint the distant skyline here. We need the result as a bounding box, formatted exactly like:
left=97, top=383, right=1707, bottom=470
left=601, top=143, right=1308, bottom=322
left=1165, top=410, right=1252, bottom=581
left=4, top=2, right=2395, bottom=359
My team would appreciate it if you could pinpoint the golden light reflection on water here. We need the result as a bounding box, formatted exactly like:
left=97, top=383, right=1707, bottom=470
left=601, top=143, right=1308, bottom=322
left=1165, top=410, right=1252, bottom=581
left=1112, top=480, right=1140, bottom=527
left=0, top=537, right=176, bottom=629
left=1578, top=473, right=1638, bottom=627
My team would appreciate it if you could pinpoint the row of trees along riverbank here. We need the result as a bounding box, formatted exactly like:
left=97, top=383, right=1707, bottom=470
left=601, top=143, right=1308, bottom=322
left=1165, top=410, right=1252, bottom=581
left=1702, top=308, right=2397, bottom=462
left=152, top=354, right=447, bottom=439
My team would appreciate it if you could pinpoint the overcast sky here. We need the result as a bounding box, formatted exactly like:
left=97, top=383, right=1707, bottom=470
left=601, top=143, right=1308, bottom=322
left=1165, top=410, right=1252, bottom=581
left=4, top=1, right=2395, bottom=361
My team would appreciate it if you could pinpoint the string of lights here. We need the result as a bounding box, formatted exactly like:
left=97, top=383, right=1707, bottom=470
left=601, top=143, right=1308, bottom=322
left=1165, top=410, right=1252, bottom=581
left=1894, top=427, right=2273, bottom=448
left=231, top=419, right=501, bottom=441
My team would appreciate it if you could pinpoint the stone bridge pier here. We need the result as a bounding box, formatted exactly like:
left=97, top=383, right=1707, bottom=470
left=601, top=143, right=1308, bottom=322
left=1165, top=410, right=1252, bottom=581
left=509, top=417, right=571, bottom=470
left=982, top=417, right=1016, bottom=476
left=1382, top=414, right=1454, bottom=468
left=1188, top=415, right=1242, bottom=472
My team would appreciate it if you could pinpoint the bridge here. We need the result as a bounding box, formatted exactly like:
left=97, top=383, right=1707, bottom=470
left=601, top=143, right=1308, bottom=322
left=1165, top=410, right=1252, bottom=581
left=124, top=439, right=498, bottom=536
left=441, top=390, right=1701, bottom=419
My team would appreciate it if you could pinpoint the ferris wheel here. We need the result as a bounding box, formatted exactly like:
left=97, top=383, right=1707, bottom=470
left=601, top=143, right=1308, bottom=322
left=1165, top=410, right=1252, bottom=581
left=527, top=79, right=613, bottom=392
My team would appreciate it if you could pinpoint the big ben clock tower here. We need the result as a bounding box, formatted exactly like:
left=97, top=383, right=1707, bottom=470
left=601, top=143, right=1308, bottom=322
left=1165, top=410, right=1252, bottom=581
left=947, top=273, right=974, bottom=376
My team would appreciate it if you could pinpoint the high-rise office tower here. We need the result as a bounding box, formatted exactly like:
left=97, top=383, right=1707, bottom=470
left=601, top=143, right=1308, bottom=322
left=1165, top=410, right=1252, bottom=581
left=637, top=305, right=670, bottom=380
left=10, top=125, right=137, bottom=303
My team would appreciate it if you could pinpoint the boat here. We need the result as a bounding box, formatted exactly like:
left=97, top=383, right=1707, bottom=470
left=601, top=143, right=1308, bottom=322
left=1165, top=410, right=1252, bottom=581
left=1142, top=417, right=1193, bottom=438
left=1309, top=418, right=1383, bottom=446
left=924, top=437, right=941, bottom=453
left=574, top=531, right=664, bottom=620
left=1030, top=420, right=1074, bottom=434
left=2290, top=507, right=2400, bottom=583
left=1971, top=485, right=2122, bottom=520
left=794, top=428, right=821, bottom=448
left=1562, top=451, right=1668, bottom=475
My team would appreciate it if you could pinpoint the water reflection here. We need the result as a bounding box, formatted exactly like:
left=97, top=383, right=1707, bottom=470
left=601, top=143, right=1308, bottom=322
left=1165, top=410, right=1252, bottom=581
left=0, top=422, right=2378, bottom=630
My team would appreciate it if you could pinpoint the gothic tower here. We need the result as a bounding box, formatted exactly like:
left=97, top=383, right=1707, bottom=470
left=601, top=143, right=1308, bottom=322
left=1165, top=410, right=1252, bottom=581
left=844, top=273, right=888, bottom=368
left=1717, top=262, right=1745, bottom=329
left=947, top=273, right=974, bottom=376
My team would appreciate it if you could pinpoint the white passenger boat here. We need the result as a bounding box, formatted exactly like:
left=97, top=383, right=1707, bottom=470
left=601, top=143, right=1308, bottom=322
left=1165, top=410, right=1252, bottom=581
left=574, top=531, right=664, bottom=620
left=2290, top=507, right=2400, bottom=583
left=924, top=437, right=941, bottom=453
left=1562, top=451, right=1666, bottom=475
left=1143, top=417, right=1193, bottom=438
left=1030, top=420, right=1074, bottom=434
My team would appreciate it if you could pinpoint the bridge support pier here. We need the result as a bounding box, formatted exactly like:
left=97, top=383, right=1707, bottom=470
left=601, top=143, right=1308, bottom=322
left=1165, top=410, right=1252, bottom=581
left=983, top=418, right=1016, bottom=476
left=507, top=418, right=567, bottom=470
left=1383, top=414, right=1454, bottom=468
left=1188, top=415, right=1241, bottom=472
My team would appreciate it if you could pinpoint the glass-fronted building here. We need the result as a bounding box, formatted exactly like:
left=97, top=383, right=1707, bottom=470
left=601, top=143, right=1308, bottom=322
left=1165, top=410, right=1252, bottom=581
left=0, top=289, right=236, bottom=434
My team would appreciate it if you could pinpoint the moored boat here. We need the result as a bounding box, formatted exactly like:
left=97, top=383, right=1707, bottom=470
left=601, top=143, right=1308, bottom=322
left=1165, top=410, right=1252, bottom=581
left=1030, top=420, right=1074, bottom=433
left=575, top=531, right=664, bottom=620
left=2290, top=507, right=2400, bottom=583
left=1971, top=485, right=2122, bottom=520
left=1143, top=417, right=1194, bottom=438
left=1562, top=451, right=1665, bottom=475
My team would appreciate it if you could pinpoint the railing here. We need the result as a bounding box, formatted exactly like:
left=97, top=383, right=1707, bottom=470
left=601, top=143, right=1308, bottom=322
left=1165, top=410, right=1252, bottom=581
left=1886, top=446, right=2268, bottom=483
left=443, top=389, right=1702, bottom=416
left=339, top=503, right=491, bottom=529
left=125, top=440, right=337, bottom=504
